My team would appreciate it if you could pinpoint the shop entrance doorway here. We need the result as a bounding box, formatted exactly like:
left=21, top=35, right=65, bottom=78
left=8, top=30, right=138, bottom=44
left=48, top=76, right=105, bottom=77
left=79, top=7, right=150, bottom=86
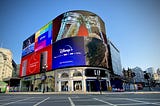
left=86, top=79, right=107, bottom=92
left=22, top=80, right=33, bottom=91
left=86, top=80, right=97, bottom=92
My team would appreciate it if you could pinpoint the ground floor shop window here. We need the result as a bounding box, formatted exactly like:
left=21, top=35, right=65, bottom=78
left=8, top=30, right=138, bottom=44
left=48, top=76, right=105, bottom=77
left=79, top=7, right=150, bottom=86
left=74, top=81, right=82, bottom=91
left=61, top=81, right=68, bottom=91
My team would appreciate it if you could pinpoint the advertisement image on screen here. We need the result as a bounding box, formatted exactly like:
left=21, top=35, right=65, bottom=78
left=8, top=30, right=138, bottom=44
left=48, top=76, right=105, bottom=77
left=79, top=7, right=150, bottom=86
left=20, top=45, right=52, bottom=77
left=40, top=51, right=48, bottom=73
left=55, top=11, right=107, bottom=43
left=35, top=21, right=52, bottom=51
left=52, top=14, right=63, bottom=42
left=22, top=34, right=35, bottom=57
left=52, top=36, right=86, bottom=69
left=84, top=37, right=109, bottom=68
left=20, top=52, right=39, bottom=77
left=22, top=60, right=27, bottom=76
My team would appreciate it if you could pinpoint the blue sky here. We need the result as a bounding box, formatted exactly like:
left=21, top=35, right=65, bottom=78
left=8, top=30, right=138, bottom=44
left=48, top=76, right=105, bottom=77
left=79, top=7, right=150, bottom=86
left=0, top=0, right=160, bottom=71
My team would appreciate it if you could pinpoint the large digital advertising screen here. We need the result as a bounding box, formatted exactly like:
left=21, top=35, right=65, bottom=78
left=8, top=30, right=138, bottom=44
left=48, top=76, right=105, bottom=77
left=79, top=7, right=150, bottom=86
left=22, top=34, right=35, bottom=57
left=35, top=21, right=52, bottom=51
left=84, top=37, right=109, bottom=68
left=55, top=11, right=107, bottom=44
left=20, top=45, right=52, bottom=77
left=52, top=36, right=86, bottom=69
left=52, top=14, right=63, bottom=42
left=20, top=10, right=109, bottom=77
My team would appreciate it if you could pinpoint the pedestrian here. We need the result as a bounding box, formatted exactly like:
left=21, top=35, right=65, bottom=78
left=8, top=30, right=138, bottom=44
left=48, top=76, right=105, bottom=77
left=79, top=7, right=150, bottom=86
left=47, top=86, right=49, bottom=92
left=43, top=87, right=45, bottom=93
left=42, top=84, right=45, bottom=93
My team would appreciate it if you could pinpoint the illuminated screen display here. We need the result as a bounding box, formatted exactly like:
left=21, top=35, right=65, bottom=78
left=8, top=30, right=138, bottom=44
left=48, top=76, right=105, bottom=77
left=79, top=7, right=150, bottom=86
left=55, top=11, right=107, bottom=43
left=20, top=45, right=52, bottom=77
left=35, top=21, right=52, bottom=51
left=52, top=36, right=86, bottom=69
left=84, top=37, right=109, bottom=68
left=20, top=10, right=109, bottom=77
left=22, top=34, right=35, bottom=57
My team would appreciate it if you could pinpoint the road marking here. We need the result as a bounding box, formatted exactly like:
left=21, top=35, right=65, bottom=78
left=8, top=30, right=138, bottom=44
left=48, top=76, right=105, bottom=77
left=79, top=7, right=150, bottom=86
left=0, top=97, right=25, bottom=101
left=33, top=97, right=50, bottom=106
left=132, top=98, right=160, bottom=100
left=1, top=97, right=33, bottom=106
left=72, top=99, right=94, bottom=102
left=117, top=102, right=151, bottom=105
left=123, top=98, right=160, bottom=106
left=126, top=98, right=150, bottom=103
left=68, top=97, right=75, bottom=106
left=117, top=102, right=160, bottom=106
left=71, top=96, right=80, bottom=98
left=102, top=97, right=160, bottom=106
left=94, top=98, right=117, bottom=106
left=76, top=105, right=115, bottom=106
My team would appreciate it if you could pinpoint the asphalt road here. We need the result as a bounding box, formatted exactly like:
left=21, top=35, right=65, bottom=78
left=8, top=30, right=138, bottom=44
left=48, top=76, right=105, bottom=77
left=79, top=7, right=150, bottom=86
left=0, top=93, right=160, bottom=106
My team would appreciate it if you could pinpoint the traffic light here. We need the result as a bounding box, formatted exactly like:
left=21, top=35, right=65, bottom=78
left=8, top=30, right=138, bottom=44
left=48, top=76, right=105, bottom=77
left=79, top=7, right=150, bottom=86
left=144, top=73, right=150, bottom=79
left=128, top=70, right=132, bottom=78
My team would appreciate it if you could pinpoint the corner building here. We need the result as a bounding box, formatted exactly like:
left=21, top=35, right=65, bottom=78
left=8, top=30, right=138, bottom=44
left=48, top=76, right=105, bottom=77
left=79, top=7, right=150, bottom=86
left=20, top=10, right=111, bottom=92
left=0, top=48, right=13, bottom=81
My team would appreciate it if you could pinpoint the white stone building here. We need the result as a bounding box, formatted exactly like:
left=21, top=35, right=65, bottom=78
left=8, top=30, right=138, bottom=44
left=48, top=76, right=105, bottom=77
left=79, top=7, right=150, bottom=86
left=0, top=48, right=13, bottom=81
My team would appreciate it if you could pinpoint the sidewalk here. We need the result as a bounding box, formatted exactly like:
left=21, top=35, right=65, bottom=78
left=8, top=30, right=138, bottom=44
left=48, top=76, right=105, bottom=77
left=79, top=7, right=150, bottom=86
left=5, top=91, right=160, bottom=95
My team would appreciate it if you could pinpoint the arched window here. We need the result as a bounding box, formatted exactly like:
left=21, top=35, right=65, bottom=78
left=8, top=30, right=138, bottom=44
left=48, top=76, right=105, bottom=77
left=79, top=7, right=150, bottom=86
left=61, top=73, right=69, bottom=78
left=73, top=71, right=82, bottom=77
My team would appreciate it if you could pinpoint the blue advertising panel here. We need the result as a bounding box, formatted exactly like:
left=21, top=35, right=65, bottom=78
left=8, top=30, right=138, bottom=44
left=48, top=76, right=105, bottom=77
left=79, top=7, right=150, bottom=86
left=52, top=36, right=86, bottom=69
left=22, top=34, right=35, bottom=57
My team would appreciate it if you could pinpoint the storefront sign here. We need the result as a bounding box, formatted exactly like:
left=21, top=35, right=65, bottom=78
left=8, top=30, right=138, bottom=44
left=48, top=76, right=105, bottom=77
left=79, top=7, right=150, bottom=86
left=85, top=69, right=107, bottom=77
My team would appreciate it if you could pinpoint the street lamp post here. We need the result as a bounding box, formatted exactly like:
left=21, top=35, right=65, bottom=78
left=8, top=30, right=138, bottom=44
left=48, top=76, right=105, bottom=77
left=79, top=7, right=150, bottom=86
left=41, top=64, right=48, bottom=93
left=94, top=70, right=102, bottom=94
left=144, top=72, right=151, bottom=91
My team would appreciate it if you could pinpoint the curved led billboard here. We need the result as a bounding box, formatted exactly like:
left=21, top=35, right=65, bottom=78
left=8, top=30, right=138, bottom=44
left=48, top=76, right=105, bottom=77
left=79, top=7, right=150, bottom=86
left=52, top=36, right=109, bottom=69
left=84, top=37, right=109, bottom=68
left=20, top=10, right=109, bottom=77
left=54, top=10, right=107, bottom=44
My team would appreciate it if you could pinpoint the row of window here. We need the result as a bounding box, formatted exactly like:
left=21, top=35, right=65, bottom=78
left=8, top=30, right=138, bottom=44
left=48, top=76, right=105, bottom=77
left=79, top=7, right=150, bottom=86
left=61, top=71, right=82, bottom=78
left=60, top=69, right=109, bottom=78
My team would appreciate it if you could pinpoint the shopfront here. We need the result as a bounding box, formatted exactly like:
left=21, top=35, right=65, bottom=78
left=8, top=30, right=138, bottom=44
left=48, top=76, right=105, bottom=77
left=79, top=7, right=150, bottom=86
left=20, top=71, right=55, bottom=92
left=55, top=67, right=110, bottom=92
left=86, top=79, right=109, bottom=92
left=55, top=68, right=84, bottom=92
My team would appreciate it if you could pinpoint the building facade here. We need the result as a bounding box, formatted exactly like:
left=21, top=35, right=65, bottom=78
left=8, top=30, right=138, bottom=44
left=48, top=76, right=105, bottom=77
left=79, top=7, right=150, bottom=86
left=0, top=48, right=13, bottom=81
left=108, top=40, right=122, bottom=76
left=20, top=10, right=115, bottom=92
left=132, top=67, right=145, bottom=84
left=107, top=40, right=123, bottom=91
left=55, top=67, right=110, bottom=92
left=145, top=67, right=155, bottom=75
left=149, top=68, right=160, bottom=87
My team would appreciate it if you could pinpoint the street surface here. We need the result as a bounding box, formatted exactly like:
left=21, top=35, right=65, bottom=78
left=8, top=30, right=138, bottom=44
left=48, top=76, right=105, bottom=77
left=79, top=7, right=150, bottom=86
left=0, top=92, right=160, bottom=106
